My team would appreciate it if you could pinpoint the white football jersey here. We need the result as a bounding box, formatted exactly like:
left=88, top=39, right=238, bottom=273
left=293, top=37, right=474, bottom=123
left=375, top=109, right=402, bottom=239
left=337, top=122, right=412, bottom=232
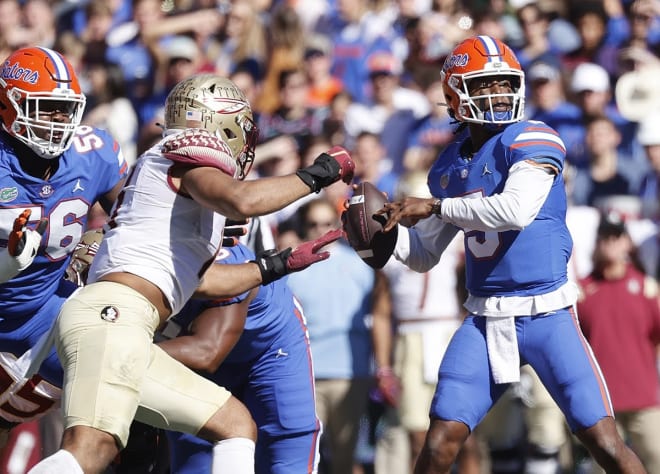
left=89, top=135, right=226, bottom=316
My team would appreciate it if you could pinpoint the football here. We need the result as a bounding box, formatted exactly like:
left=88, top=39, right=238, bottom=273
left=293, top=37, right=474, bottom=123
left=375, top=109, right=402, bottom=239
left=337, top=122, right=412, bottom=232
left=342, top=181, right=398, bottom=269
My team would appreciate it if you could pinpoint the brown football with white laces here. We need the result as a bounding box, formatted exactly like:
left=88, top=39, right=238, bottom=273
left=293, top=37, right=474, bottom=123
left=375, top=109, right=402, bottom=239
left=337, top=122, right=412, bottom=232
left=342, top=181, right=397, bottom=269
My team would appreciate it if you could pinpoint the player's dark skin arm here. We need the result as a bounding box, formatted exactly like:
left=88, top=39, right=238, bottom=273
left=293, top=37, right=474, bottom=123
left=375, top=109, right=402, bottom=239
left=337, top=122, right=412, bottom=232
left=157, top=288, right=256, bottom=372
left=99, top=178, right=127, bottom=215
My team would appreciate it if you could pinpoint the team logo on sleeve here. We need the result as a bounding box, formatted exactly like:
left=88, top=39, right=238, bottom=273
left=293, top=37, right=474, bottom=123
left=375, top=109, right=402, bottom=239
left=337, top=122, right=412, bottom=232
left=100, top=306, right=120, bottom=322
left=440, top=175, right=449, bottom=189
left=0, top=187, right=18, bottom=202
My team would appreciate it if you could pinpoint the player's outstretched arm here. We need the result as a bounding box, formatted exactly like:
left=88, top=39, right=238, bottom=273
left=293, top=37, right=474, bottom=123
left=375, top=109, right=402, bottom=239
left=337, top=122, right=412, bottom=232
left=179, top=146, right=354, bottom=220
left=0, top=210, right=48, bottom=283
left=196, top=228, right=343, bottom=298
left=157, top=295, right=251, bottom=373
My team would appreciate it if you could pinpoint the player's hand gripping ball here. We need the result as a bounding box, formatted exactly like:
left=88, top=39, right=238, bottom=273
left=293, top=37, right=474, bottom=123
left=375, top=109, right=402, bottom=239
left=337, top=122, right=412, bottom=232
left=342, top=182, right=397, bottom=269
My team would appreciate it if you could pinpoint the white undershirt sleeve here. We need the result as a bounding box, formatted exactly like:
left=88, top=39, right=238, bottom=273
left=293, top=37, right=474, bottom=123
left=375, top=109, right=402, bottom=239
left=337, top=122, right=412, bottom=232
left=393, top=217, right=460, bottom=273
left=440, top=160, right=556, bottom=232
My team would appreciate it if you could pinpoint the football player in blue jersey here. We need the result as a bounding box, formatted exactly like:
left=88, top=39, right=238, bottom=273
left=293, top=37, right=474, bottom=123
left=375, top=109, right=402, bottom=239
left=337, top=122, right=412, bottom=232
left=158, top=242, right=321, bottom=474
left=350, top=35, right=647, bottom=473
left=0, top=47, right=127, bottom=444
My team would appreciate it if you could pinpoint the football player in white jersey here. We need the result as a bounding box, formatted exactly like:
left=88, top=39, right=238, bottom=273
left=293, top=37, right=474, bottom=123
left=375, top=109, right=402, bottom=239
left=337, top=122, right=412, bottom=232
left=29, top=74, right=354, bottom=474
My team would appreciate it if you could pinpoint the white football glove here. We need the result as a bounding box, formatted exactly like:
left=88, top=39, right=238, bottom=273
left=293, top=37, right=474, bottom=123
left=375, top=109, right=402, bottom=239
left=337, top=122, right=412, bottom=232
left=0, top=209, right=48, bottom=283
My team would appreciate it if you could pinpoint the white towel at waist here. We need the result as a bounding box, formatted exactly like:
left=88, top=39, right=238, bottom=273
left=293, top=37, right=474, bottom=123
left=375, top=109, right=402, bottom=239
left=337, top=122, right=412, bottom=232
left=466, top=282, right=579, bottom=384
left=486, top=316, right=519, bottom=384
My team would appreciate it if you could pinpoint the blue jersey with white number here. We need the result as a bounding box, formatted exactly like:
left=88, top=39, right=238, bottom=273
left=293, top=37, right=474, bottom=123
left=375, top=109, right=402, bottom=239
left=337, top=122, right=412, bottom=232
left=0, top=127, right=128, bottom=320
left=428, top=120, right=572, bottom=298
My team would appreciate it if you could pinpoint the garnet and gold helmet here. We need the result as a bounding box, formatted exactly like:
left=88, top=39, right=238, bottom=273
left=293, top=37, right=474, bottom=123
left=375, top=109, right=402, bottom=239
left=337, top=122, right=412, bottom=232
left=164, top=74, right=258, bottom=179
left=0, top=47, right=86, bottom=159
left=441, top=35, right=525, bottom=126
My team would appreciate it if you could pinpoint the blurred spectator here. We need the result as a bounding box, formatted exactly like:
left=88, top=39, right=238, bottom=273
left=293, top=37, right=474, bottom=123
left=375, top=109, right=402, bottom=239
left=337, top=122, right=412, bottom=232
left=315, top=0, right=399, bottom=104
left=22, top=0, right=57, bottom=48
left=471, top=7, right=508, bottom=43
left=561, top=1, right=626, bottom=77
left=257, top=68, right=323, bottom=151
left=577, top=212, right=660, bottom=474
left=252, top=135, right=313, bottom=233
left=0, top=0, right=30, bottom=50
left=104, top=0, right=166, bottom=105
left=135, top=35, right=207, bottom=152
left=343, top=51, right=430, bottom=173
left=291, top=0, right=329, bottom=32
left=322, top=90, right=353, bottom=146
left=253, top=135, right=302, bottom=179
left=212, top=0, right=267, bottom=78
left=304, top=33, right=344, bottom=110
left=570, top=115, right=632, bottom=206
left=513, top=1, right=563, bottom=71
left=76, top=0, right=115, bottom=60
left=230, top=59, right=264, bottom=122
left=564, top=164, right=602, bottom=283
left=352, top=131, right=400, bottom=201
left=255, top=3, right=305, bottom=114
left=486, top=0, right=525, bottom=45
left=62, top=0, right=132, bottom=39
left=403, top=11, right=471, bottom=89
left=81, top=60, right=139, bottom=167
left=525, top=60, right=585, bottom=171
left=403, top=79, right=454, bottom=173
left=636, top=110, right=660, bottom=220
left=534, top=0, right=581, bottom=55
left=378, top=171, right=465, bottom=472
left=287, top=197, right=378, bottom=474
left=154, top=34, right=209, bottom=90
left=617, top=0, right=660, bottom=76
left=615, top=61, right=660, bottom=123
left=569, top=62, right=642, bottom=180
left=139, top=4, right=225, bottom=68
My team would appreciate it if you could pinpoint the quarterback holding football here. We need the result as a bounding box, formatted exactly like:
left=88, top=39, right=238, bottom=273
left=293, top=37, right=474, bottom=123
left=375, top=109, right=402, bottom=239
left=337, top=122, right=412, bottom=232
left=342, top=35, right=645, bottom=474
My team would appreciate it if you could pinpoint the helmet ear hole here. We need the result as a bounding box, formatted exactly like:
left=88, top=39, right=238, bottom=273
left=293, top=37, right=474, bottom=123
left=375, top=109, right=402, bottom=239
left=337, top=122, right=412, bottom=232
left=224, top=128, right=237, bottom=140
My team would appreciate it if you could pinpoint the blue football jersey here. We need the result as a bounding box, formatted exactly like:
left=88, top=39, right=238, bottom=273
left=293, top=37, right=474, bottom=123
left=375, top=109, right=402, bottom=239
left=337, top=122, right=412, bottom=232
left=169, top=244, right=320, bottom=472
left=173, top=244, right=298, bottom=365
left=428, top=120, right=573, bottom=298
left=0, top=126, right=128, bottom=319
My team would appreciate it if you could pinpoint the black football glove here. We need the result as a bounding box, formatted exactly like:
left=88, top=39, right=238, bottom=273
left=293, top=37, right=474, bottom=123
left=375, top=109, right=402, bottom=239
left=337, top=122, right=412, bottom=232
left=296, top=146, right=355, bottom=193
left=222, top=218, right=250, bottom=247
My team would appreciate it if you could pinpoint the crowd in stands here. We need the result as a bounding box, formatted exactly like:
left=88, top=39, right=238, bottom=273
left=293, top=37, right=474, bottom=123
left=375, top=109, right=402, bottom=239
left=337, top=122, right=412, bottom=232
left=1, top=0, right=659, bottom=473
left=0, top=0, right=656, bottom=225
